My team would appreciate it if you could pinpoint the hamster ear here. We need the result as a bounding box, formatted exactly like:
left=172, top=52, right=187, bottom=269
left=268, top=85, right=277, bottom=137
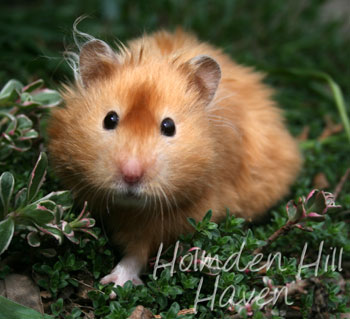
left=79, top=39, right=118, bottom=87
left=186, top=55, right=221, bottom=105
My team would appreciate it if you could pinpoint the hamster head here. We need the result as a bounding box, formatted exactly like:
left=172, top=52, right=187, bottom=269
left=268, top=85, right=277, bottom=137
left=48, top=39, right=221, bottom=210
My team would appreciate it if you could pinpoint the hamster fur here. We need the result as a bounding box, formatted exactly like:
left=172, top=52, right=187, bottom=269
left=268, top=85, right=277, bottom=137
left=48, top=29, right=301, bottom=294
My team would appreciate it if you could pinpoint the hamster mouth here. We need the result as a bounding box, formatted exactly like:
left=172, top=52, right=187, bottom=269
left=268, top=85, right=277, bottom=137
left=125, top=189, right=139, bottom=198
left=112, top=185, right=147, bottom=208
left=119, top=187, right=142, bottom=199
left=111, top=182, right=165, bottom=209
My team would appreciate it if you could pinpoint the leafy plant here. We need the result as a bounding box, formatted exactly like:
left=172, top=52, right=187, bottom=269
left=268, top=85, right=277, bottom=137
left=0, top=79, right=61, bottom=160
left=253, top=190, right=342, bottom=255
left=0, top=152, right=96, bottom=255
left=84, top=191, right=349, bottom=318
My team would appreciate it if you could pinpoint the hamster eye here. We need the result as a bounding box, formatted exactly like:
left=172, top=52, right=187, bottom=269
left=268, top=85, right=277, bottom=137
left=160, top=118, right=176, bottom=137
left=103, top=111, right=119, bottom=130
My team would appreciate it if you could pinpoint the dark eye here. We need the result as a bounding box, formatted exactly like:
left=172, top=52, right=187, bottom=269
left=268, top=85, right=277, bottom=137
left=103, top=111, right=119, bottom=130
left=160, top=117, right=176, bottom=137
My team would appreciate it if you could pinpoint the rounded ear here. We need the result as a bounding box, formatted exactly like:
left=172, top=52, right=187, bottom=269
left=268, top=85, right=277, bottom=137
left=186, top=55, right=221, bottom=105
left=79, top=39, right=118, bottom=87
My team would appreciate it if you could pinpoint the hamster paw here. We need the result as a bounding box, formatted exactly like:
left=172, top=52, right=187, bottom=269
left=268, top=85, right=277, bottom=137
left=100, top=262, right=143, bottom=299
left=100, top=272, right=143, bottom=286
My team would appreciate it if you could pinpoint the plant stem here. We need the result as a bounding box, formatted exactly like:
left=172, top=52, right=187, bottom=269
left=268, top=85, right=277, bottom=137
left=333, top=168, right=350, bottom=201
left=299, top=134, right=345, bottom=150
left=253, top=221, right=294, bottom=254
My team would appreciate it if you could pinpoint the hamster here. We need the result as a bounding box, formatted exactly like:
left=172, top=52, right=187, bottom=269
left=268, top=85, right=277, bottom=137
left=48, top=28, right=301, bottom=294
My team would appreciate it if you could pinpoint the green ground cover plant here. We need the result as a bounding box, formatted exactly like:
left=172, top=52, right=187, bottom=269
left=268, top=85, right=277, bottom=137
left=0, top=0, right=349, bottom=318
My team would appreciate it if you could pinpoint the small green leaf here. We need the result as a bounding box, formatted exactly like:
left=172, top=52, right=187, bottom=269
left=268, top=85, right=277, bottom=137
left=0, top=111, right=16, bottom=124
left=187, top=217, right=197, bottom=229
left=4, top=118, right=17, bottom=136
left=66, top=235, right=79, bottom=244
left=0, top=172, right=15, bottom=218
left=12, top=140, right=32, bottom=152
left=0, top=79, right=22, bottom=106
left=20, top=92, right=32, bottom=103
left=0, top=218, right=15, bottom=255
left=203, top=210, right=212, bottom=223
left=164, top=302, right=180, bottom=318
left=0, top=79, right=23, bottom=96
left=78, top=228, right=98, bottom=240
left=2, top=133, right=13, bottom=144
left=39, top=248, right=57, bottom=258
left=19, top=129, right=39, bottom=141
left=22, top=79, right=44, bottom=93
left=32, top=89, right=62, bottom=107
left=54, top=206, right=64, bottom=224
left=71, top=218, right=95, bottom=229
left=313, top=191, right=327, bottom=213
left=286, top=200, right=297, bottom=221
left=27, top=231, right=41, bottom=247
left=70, top=307, right=82, bottom=317
left=207, top=222, right=218, bottom=230
left=307, top=191, right=326, bottom=215
left=0, top=90, right=20, bottom=106
left=63, top=222, right=74, bottom=236
left=16, top=115, right=33, bottom=130
left=19, top=101, right=42, bottom=109
left=305, top=212, right=326, bottom=222
left=0, top=144, right=13, bottom=161
left=34, top=199, right=57, bottom=211
left=21, top=201, right=55, bottom=225
left=27, top=152, right=48, bottom=203
left=36, top=225, right=64, bottom=244
left=41, top=191, right=73, bottom=211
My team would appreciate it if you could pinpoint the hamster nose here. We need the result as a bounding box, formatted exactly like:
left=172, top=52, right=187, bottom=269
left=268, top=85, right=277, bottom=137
left=120, top=158, right=144, bottom=184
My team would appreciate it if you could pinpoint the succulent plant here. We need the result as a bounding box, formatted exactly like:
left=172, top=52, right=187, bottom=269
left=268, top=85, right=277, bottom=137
left=0, top=152, right=96, bottom=255
left=0, top=79, right=61, bottom=160
left=286, top=189, right=341, bottom=227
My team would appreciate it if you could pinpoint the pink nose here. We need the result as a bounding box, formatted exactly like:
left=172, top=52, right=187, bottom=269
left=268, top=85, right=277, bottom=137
left=120, top=158, right=144, bottom=184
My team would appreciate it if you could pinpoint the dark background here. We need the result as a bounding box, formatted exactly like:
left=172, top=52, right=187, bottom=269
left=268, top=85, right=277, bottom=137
left=0, top=0, right=349, bottom=91
left=0, top=0, right=349, bottom=160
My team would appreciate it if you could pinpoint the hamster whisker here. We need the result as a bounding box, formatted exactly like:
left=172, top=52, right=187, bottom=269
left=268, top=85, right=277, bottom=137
left=151, top=184, right=164, bottom=241
left=159, top=182, right=180, bottom=236
left=88, top=183, right=109, bottom=213
left=158, top=183, right=174, bottom=241
left=141, top=189, right=149, bottom=212
left=207, top=114, right=235, bottom=125
left=208, top=116, right=239, bottom=135
left=162, top=183, right=180, bottom=215
left=101, top=184, right=112, bottom=211
left=211, top=92, right=236, bottom=106
left=100, top=188, right=114, bottom=241
left=158, top=185, right=172, bottom=215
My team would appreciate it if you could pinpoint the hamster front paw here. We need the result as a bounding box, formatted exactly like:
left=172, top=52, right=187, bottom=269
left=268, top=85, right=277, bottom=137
left=100, top=269, right=143, bottom=286
left=100, top=255, right=144, bottom=299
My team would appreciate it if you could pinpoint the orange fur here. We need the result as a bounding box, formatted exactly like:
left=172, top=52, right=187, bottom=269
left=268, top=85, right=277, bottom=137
left=48, top=29, right=301, bottom=272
